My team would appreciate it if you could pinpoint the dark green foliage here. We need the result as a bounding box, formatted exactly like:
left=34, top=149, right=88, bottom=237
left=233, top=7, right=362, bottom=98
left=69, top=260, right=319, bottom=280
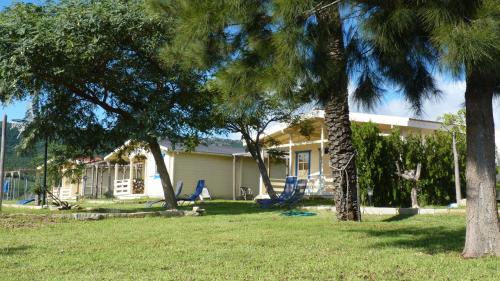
left=419, top=133, right=466, bottom=206
left=352, top=123, right=466, bottom=207
left=0, top=0, right=214, bottom=150
left=352, top=123, right=400, bottom=206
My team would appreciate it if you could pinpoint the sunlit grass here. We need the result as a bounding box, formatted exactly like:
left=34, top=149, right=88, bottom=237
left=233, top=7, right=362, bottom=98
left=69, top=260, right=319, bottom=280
left=0, top=200, right=498, bottom=280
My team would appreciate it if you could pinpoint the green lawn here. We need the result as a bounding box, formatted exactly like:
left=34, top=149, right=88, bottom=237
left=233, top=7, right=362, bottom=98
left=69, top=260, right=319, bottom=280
left=0, top=201, right=498, bottom=281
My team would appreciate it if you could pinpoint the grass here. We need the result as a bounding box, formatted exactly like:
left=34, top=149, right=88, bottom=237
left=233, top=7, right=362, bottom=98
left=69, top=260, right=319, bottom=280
left=1, top=200, right=499, bottom=281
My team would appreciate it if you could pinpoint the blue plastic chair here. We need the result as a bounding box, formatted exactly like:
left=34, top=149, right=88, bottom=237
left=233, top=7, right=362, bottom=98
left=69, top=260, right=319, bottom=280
left=174, top=181, right=183, bottom=198
left=279, top=179, right=307, bottom=208
left=145, top=180, right=184, bottom=208
left=257, top=176, right=297, bottom=208
left=17, top=198, right=35, bottom=205
left=177, top=180, right=205, bottom=205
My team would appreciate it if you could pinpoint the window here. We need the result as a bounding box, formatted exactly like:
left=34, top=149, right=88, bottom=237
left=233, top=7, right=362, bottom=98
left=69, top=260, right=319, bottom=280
left=295, top=151, right=310, bottom=178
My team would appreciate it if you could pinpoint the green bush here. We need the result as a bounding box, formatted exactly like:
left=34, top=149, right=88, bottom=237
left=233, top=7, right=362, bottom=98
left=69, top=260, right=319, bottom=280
left=352, top=122, right=466, bottom=207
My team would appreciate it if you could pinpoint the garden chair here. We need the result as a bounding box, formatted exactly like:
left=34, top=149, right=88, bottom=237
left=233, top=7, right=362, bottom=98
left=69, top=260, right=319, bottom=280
left=279, top=179, right=307, bottom=208
left=174, top=180, right=183, bottom=198
left=239, top=186, right=254, bottom=200
left=256, top=176, right=297, bottom=208
left=17, top=198, right=35, bottom=205
left=177, top=179, right=205, bottom=205
left=145, top=180, right=183, bottom=208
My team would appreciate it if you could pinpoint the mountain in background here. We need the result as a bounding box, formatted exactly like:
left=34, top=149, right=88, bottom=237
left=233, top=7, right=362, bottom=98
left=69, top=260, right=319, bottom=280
left=0, top=122, right=243, bottom=171
left=2, top=123, right=40, bottom=170
left=202, top=137, right=243, bottom=148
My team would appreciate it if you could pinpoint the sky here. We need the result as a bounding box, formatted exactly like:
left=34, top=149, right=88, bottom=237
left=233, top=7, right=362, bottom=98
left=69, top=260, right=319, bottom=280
left=0, top=0, right=498, bottom=132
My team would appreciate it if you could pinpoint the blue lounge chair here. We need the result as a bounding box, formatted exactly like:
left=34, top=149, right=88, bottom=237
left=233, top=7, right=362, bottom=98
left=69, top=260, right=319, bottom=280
left=177, top=180, right=205, bottom=205
left=17, top=198, right=35, bottom=205
left=279, top=179, right=307, bottom=208
left=256, top=176, right=297, bottom=208
left=145, top=180, right=184, bottom=208
left=174, top=181, right=183, bottom=198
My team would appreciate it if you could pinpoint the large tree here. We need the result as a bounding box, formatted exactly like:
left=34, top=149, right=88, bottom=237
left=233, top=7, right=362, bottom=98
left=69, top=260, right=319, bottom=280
left=359, top=0, right=499, bottom=257
left=148, top=0, right=302, bottom=200
left=214, top=92, right=299, bottom=199
left=0, top=0, right=214, bottom=208
left=151, top=0, right=439, bottom=220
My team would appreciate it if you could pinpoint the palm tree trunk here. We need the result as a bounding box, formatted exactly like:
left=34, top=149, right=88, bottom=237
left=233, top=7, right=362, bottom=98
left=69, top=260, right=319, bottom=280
left=242, top=135, right=278, bottom=200
left=319, top=7, right=360, bottom=221
left=462, top=71, right=500, bottom=258
left=325, top=94, right=360, bottom=221
left=147, top=138, right=178, bottom=209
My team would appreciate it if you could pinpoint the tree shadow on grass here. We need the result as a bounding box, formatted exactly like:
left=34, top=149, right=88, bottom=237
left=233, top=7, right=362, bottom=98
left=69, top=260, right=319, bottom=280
left=345, top=225, right=465, bottom=255
left=382, top=213, right=417, bottom=222
left=78, top=201, right=279, bottom=216
left=185, top=201, right=279, bottom=216
left=0, top=245, right=32, bottom=256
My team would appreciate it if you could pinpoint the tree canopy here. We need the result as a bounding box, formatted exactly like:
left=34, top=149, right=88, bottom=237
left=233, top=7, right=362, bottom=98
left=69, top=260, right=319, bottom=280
left=0, top=0, right=216, bottom=208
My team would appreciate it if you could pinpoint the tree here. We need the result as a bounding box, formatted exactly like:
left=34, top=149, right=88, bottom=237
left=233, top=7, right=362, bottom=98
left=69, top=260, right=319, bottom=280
left=214, top=92, right=298, bottom=199
left=442, top=109, right=467, bottom=204
left=147, top=1, right=369, bottom=220
left=0, top=0, right=214, bottom=208
left=359, top=0, right=500, bottom=257
left=148, top=0, right=303, bottom=200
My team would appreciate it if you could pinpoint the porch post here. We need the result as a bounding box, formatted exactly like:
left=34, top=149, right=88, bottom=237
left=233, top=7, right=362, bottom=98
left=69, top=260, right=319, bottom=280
left=95, top=164, right=100, bottom=198
left=320, top=125, right=325, bottom=176
left=107, top=162, right=112, bottom=194
left=90, top=165, right=95, bottom=198
left=232, top=155, right=236, bottom=200
left=288, top=134, right=293, bottom=176
left=129, top=158, right=134, bottom=194
left=239, top=157, right=243, bottom=193
left=259, top=150, right=264, bottom=196
left=266, top=150, right=270, bottom=177
left=114, top=163, right=119, bottom=181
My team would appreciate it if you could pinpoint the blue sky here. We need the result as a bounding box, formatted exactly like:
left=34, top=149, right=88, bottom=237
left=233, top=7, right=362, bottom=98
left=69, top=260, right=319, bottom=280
left=0, top=0, right=498, bottom=129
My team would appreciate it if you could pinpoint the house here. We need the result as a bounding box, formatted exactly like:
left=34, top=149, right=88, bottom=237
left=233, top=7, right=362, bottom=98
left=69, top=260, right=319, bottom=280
left=257, top=110, right=446, bottom=199
left=55, top=139, right=286, bottom=200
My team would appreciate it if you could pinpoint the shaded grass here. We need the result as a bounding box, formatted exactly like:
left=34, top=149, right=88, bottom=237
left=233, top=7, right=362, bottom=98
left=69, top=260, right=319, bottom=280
left=0, top=201, right=499, bottom=280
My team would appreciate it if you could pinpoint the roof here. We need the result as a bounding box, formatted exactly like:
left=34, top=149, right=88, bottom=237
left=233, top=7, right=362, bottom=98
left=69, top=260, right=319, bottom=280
left=264, top=110, right=445, bottom=137
left=159, top=139, right=246, bottom=156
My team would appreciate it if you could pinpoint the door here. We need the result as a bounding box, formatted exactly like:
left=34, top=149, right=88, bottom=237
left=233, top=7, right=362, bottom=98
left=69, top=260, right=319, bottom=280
left=295, top=151, right=311, bottom=179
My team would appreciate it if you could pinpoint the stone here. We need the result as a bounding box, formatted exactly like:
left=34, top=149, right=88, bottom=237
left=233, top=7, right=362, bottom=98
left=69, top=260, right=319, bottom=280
left=398, top=208, right=418, bottom=215
left=71, top=213, right=104, bottom=221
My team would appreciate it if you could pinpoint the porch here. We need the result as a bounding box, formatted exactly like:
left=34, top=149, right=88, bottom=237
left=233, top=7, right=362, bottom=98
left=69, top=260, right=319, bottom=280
left=112, top=161, right=146, bottom=198
left=260, top=118, right=336, bottom=198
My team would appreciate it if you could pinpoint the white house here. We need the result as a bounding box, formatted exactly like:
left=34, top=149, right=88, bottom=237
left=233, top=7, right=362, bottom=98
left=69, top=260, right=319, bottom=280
left=55, top=140, right=286, bottom=200
left=257, top=111, right=446, bottom=198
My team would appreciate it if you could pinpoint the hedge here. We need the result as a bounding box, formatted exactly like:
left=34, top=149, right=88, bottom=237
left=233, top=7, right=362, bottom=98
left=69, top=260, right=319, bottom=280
left=352, top=122, right=466, bottom=207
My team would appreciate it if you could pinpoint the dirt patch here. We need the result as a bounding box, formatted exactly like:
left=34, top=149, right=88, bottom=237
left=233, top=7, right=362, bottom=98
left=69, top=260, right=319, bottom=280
left=0, top=214, right=63, bottom=229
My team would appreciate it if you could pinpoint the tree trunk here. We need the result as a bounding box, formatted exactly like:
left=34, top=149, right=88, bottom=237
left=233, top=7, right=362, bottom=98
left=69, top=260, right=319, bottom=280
left=147, top=138, right=178, bottom=209
left=318, top=8, right=360, bottom=221
left=452, top=132, right=462, bottom=204
left=242, top=135, right=278, bottom=200
left=410, top=185, right=419, bottom=208
left=462, top=71, right=500, bottom=258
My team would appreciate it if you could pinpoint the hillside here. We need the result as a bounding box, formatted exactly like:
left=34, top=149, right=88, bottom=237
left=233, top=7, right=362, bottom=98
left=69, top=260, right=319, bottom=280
left=2, top=123, right=40, bottom=170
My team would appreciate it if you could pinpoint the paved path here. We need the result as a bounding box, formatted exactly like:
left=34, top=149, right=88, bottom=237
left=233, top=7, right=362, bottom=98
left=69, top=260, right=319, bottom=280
left=300, top=205, right=471, bottom=215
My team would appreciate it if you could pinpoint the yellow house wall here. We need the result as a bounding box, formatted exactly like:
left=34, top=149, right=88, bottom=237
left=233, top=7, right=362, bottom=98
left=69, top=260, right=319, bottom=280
left=174, top=153, right=234, bottom=199
left=237, top=157, right=259, bottom=197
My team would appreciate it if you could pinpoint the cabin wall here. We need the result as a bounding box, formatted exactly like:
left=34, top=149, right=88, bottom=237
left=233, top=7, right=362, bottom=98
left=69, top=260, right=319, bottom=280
left=173, top=153, right=234, bottom=199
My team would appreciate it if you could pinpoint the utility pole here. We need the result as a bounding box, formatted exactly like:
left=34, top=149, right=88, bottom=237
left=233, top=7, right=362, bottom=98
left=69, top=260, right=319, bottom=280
left=452, top=132, right=462, bottom=204
left=0, top=114, right=7, bottom=211
left=42, top=136, right=48, bottom=206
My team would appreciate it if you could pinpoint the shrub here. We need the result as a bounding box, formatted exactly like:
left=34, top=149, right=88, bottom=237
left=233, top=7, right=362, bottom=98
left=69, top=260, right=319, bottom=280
left=352, top=122, right=466, bottom=207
